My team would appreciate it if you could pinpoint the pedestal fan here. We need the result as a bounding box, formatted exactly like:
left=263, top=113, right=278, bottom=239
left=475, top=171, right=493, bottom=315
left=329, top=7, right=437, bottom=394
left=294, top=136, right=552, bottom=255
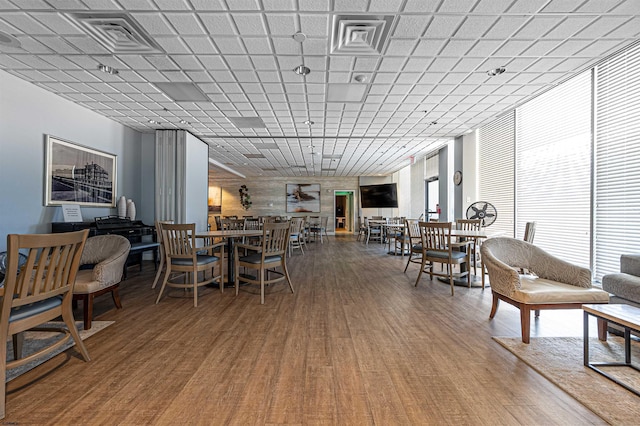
left=466, top=201, right=497, bottom=227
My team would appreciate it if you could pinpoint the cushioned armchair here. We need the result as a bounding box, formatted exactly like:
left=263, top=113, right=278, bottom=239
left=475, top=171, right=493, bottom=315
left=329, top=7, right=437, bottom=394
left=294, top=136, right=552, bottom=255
left=481, top=237, right=609, bottom=343
left=74, top=234, right=131, bottom=330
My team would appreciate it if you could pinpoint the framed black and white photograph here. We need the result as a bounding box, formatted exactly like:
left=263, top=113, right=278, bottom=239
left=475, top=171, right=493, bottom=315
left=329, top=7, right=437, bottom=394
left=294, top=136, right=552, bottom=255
left=45, top=135, right=116, bottom=207
left=286, top=183, right=320, bottom=213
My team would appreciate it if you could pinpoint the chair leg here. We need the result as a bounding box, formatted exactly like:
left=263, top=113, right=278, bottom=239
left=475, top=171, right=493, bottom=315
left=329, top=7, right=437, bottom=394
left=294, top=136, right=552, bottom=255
left=151, top=255, right=165, bottom=289
left=12, top=333, right=24, bottom=360
left=62, top=300, right=90, bottom=361
left=521, top=305, right=531, bottom=344
left=403, top=253, right=413, bottom=273
left=415, top=256, right=427, bottom=286
left=283, top=261, right=294, bottom=294
left=83, top=294, right=94, bottom=330
left=260, top=268, right=265, bottom=305
left=155, top=266, right=171, bottom=304
left=111, top=285, right=123, bottom=309
left=489, top=292, right=500, bottom=319
left=193, top=269, right=198, bottom=308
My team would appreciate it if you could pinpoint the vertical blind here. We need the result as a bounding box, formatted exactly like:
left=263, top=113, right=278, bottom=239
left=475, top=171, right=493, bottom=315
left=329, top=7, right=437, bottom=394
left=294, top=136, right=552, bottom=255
left=478, top=112, right=515, bottom=238
left=516, top=71, right=592, bottom=267
left=594, top=42, right=640, bottom=279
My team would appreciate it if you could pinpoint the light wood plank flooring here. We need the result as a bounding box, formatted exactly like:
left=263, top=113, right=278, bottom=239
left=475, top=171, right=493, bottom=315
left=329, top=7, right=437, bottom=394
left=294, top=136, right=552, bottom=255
left=5, top=236, right=605, bottom=424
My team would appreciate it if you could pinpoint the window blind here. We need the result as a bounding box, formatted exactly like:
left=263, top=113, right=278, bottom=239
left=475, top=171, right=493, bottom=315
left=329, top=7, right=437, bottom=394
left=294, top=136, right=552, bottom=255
left=478, top=112, right=515, bottom=238
left=594, top=42, right=640, bottom=279
left=516, top=71, right=592, bottom=267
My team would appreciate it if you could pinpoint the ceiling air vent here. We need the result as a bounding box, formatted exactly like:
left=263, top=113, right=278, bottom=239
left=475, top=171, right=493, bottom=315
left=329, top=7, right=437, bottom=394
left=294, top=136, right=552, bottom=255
left=330, top=15, right=395, bottom=55
left=67, top=12, right=163, bottom=54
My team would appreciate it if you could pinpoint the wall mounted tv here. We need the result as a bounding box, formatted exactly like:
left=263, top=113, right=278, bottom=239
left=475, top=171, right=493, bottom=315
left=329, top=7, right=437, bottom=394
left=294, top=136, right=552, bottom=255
left=360, top=183, right=399, bottom=208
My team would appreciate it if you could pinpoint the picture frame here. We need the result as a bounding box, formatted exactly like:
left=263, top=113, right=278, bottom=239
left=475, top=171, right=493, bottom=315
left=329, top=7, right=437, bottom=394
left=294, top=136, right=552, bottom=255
left=44, top=135, right=117, bottom=207
left=286, top=183, right=320, bottom=213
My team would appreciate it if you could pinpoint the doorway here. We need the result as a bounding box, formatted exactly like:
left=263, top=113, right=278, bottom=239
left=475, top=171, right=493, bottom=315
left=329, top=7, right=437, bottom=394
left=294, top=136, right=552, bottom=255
left=426, top=177, right=439, bottom=221
left=334, top=190, right=355, bottom=233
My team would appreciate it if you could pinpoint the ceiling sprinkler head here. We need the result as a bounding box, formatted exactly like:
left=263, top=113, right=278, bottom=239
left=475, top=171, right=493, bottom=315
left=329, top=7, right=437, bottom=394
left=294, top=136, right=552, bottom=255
left=293, top=65, right=311, bottom=76
left=292, top=32, right=307, bottom=43
left=487, top=66, right=506, bottom=76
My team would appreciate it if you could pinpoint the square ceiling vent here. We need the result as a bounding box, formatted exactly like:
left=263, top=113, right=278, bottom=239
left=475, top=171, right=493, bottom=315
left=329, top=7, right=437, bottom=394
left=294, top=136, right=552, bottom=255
left=228, top=116, right=267, bottom=129
left=67, top=12, right=163, bottom=54
left=330, top=15, right=395, bottom=55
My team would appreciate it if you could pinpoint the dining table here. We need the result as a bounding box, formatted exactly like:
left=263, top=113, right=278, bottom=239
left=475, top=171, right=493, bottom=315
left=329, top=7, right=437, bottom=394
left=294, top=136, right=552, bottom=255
left=196, top=229, right=263, bottom=287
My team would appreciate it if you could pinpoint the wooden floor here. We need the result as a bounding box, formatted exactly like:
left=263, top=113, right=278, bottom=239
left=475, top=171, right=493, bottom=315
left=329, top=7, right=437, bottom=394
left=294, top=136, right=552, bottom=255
left=6, top=236, right=605, bottom=424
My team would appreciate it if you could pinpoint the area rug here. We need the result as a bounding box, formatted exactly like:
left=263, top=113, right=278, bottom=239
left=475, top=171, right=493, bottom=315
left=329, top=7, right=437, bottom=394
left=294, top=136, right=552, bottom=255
left=494, top=335, right=640, bottom=425
left=5, top=321, right=114, bottom=382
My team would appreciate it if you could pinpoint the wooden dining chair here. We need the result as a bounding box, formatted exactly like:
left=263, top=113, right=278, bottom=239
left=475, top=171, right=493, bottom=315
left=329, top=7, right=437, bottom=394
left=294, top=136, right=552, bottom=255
left=1, top=230, right=90, bottom=419
left=289, top=216, right=306, bottom=256
left=151, top=220, right=173, bottom=289
left=415, top=221, right=470, bottom=295
left=234, top=221, right=294, bottom=304
left=155, top=223, right=224, bottom=307
left=403, top=219, right=424, bottom=273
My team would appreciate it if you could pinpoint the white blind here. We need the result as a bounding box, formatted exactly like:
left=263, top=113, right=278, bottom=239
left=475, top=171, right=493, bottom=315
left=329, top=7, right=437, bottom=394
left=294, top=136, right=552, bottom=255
left=478, top=112, right=515, bottom=237
left=594, top=42, right=640, bottom=279
left=516, top=71, right=592, bottom=267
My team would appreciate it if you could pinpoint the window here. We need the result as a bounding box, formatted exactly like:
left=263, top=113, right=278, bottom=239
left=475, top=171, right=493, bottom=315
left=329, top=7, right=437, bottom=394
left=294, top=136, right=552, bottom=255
left=516, top=71, right=592, bottom=267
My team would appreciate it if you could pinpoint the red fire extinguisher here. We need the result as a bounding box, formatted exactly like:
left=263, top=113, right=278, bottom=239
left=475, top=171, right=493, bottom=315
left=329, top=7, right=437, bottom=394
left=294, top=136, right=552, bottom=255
left=436, top=203, right=441, bottom=215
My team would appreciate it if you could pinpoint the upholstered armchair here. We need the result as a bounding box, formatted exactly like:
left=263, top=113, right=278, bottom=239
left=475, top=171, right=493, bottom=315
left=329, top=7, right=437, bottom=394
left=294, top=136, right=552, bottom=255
left=481, top=237, right=609, bottom=343
left=74, top=234, right=131, bottom=330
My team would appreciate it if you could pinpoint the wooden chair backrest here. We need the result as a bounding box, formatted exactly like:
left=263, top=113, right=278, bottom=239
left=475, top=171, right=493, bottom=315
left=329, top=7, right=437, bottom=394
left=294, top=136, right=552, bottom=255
left=154, top=220, right=174, bottom=244
left=220, top=218, right=244, bottom=230
left=290, top=217, right=305, bottom=234
left=418, top=221, right=453, bottom=254
left=244, top=217, right=261, bottom=230
left=456, top=219, right=481, bottom=231
left=2, top=230, right=88, bottom=309
left=405, top=219, right=421, bottom=242
left=262, top=221, right=291, bottom=257
left=161, top=223, right=196, bottom=259
left=524, top=221, right=536, bottom=243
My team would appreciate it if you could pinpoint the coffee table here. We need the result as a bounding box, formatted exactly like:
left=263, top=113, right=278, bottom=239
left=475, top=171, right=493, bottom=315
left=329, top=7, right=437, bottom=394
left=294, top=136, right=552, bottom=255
left=583, top=303, right=640, bottom=397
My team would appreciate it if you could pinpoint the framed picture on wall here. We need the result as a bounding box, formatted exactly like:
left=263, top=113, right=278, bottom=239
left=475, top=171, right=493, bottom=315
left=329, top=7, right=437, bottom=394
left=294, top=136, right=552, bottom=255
left=286, top=183, right=320, bottom=213
left=44, top=135, right=117, bottom=207
left=208, top=185, right=222, bottom=213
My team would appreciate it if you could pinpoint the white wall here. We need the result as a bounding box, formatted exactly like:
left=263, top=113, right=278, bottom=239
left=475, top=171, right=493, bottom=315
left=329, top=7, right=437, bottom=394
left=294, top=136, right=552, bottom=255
left=461, top=130, right=479, bottom=214
left=0, top=70, right=147, bottom=251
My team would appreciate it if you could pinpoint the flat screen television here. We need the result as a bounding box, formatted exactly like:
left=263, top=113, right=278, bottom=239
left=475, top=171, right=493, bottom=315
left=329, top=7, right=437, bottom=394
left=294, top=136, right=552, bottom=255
left=360, top=183, right=398, bottom=208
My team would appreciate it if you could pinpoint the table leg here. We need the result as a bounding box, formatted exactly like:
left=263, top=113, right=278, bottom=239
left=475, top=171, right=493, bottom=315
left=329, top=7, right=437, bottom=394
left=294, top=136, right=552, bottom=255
left=227, top=237, right=235, bottom=286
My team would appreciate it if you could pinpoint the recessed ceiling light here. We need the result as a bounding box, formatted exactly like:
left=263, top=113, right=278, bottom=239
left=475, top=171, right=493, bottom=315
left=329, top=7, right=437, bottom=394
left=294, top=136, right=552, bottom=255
left=487, top=66, right=506, bottom=76
left=97, top=64, right=118, bottom=75
left=354, top=74, right=367, bottom=83
left=293, top=65, right=311, bottom=76
left=292, top=32, right=306, bottom=43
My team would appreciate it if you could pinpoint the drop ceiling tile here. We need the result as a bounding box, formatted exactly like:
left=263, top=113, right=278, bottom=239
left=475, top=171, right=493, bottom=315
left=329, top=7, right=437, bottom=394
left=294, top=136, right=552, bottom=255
left=353, top=57, right=379, bottom=71
left=182, top=36, right=218, bottom=54
left=606, top=17, right=640, bottom=38
left=263, top=0, right=297, bottom=10
left=484, top=16, right=530, bottom=38
left=199, top=13, right=237, bottom=35
left=385, top=39, right=418, bottom=56
left=302, top=39, right=327, bottom=55
left=493, top=40, right=534, bottom=56
left=233, top=14, right=268, bottom=36
left=128, top=13, right=175, bottom=35
left=4, top=12, right=54, bottom=34
left=392, top=15, right=429, bottom=38
left=545, top=16, right=598, bottom=38
left=300, top=14, right=329, bottom=36
left=541, top=0, right=586, bottom=13
left=514, top=17, right=566, bottom=39
left=226, top=0, right=261, bottom=10
left=272, top=37, right=299, bottom=54
left=213, top=37, right=247, bottom=54
left=471, top=0, right=515, bottom=13
left=154, top=37, right=191, bottom=54
left=575, top=16, right=632, bottom=38
left=117, top=0, right=157, bottom=10
left=265, top=13, right=298, bottom=35
left=424, top=15, right=465, bottom=38
left=428, top=57, right=459, bottom=72
left=164, top=13, right=207, bottom=35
